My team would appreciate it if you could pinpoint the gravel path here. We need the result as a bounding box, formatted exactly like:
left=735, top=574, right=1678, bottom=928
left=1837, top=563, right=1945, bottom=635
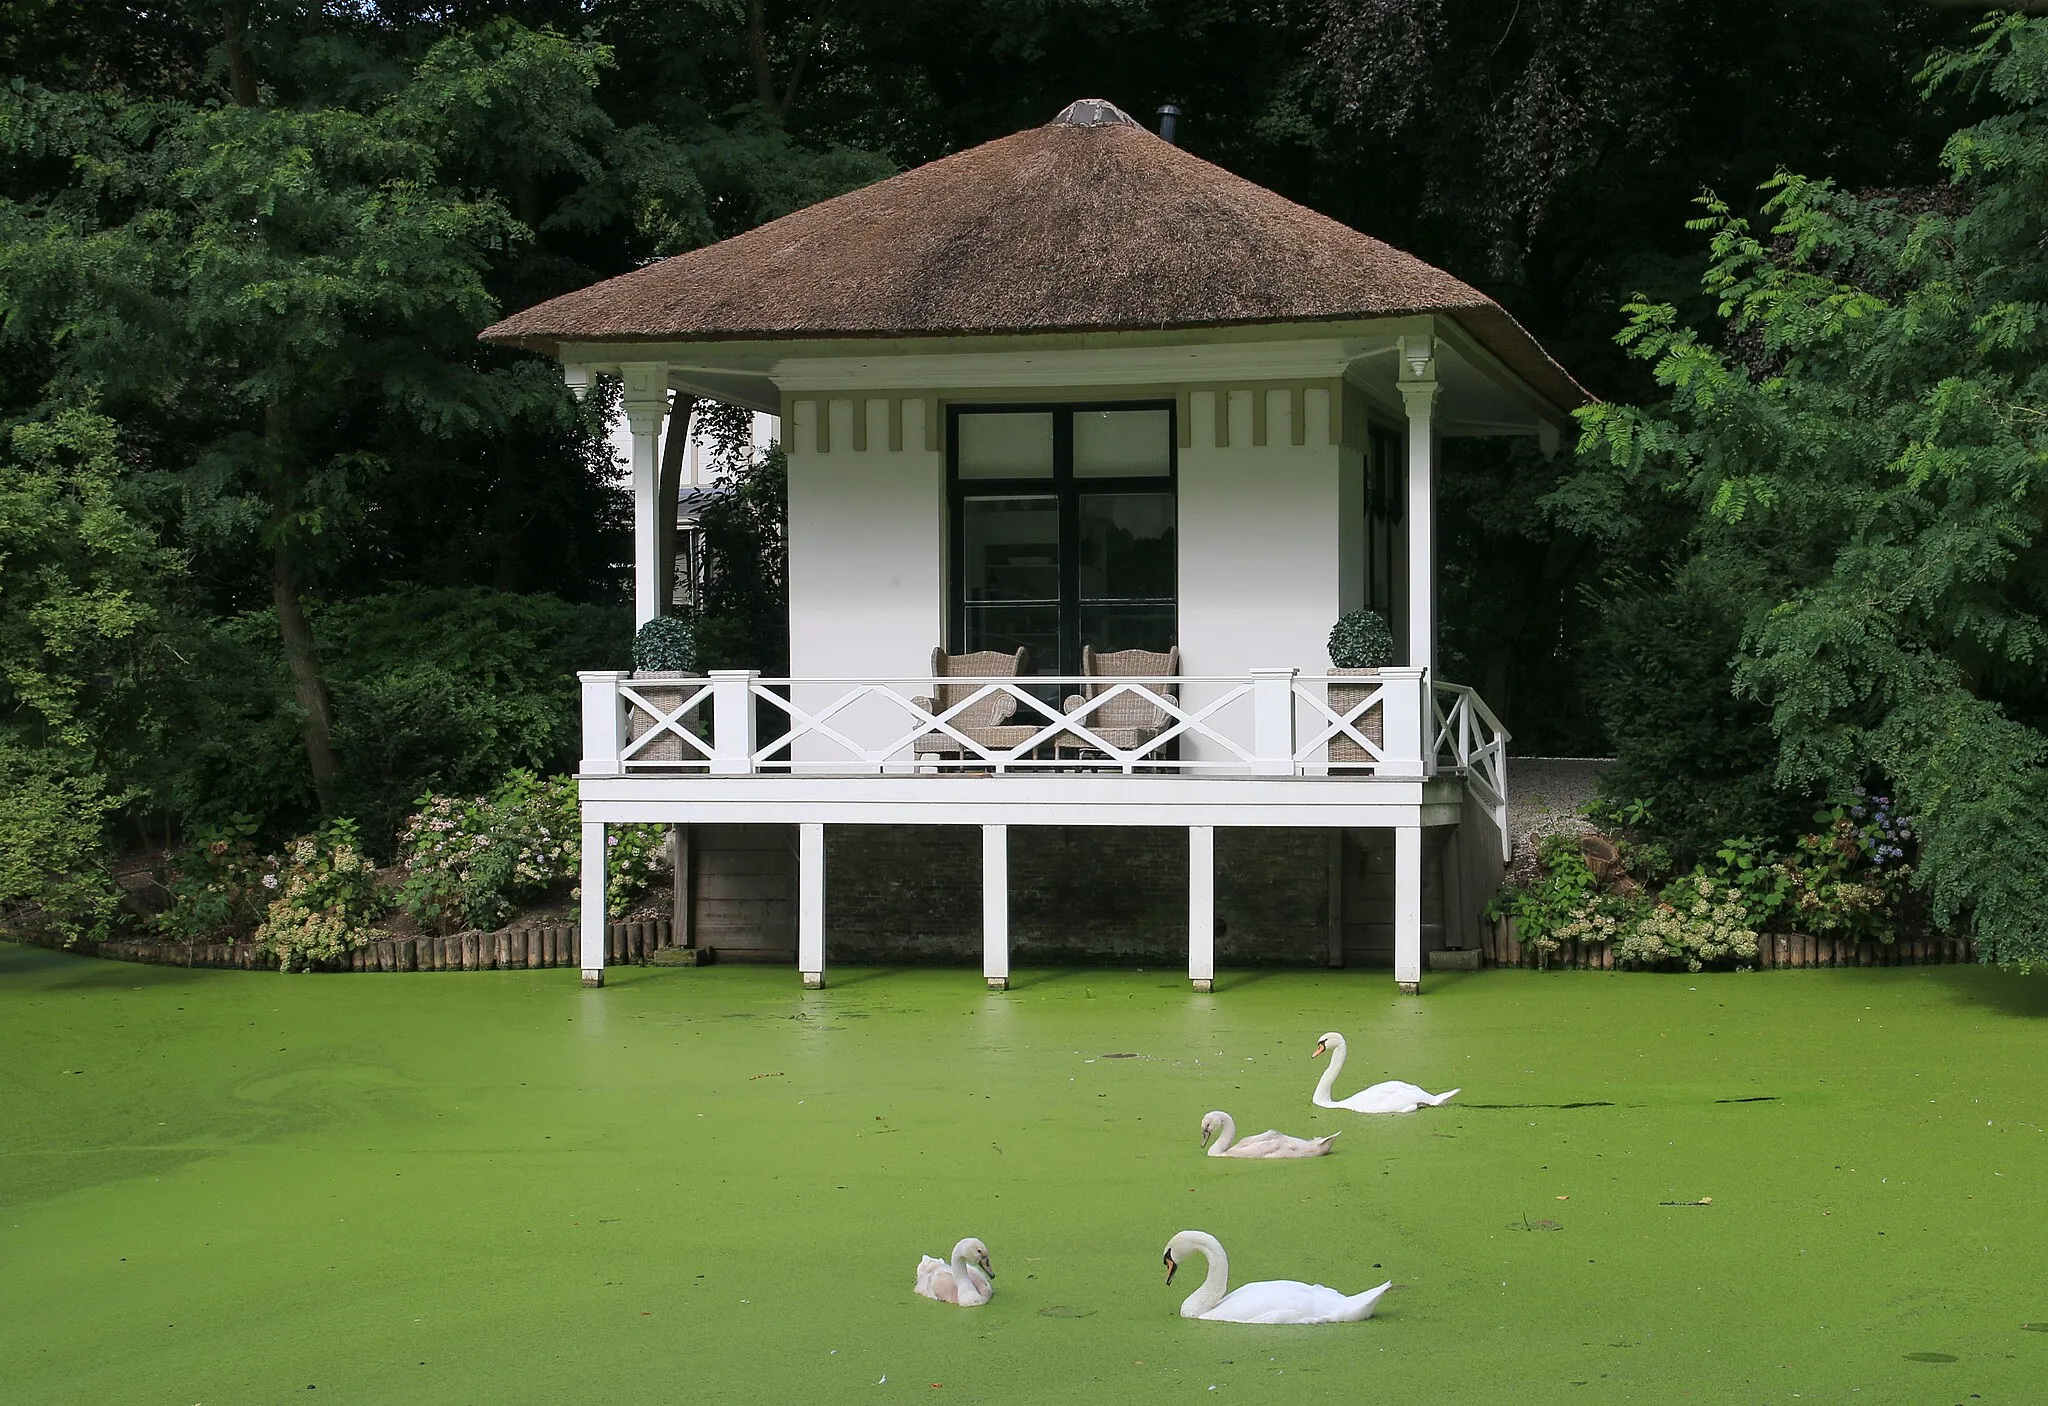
left=1504, top=756, right=1613, bottom=877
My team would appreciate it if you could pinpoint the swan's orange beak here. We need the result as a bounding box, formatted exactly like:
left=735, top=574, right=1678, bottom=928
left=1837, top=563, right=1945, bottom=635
left=1312, top=1040, right=1327, bottom=1058
left=1163, top=1251, right=1178, bottom=1286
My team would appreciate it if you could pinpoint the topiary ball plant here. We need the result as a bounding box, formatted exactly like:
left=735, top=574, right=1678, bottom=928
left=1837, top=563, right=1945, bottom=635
left=632, top=616, right=699, bottom=674
left=1327, top=609, right=1394, bottom=670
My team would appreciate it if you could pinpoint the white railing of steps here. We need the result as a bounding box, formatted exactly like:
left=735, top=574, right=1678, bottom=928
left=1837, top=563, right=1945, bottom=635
left=583, top=665, right=1501, bottom=799
left=1431, top=681, right=1512, bottom=861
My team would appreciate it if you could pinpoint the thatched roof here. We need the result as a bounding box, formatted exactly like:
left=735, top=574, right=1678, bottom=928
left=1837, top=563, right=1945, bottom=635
left=481, top=100, right=1587, bottom=413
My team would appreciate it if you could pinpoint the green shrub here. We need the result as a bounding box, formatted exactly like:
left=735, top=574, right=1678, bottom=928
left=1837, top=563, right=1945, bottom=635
left=1327, top=609, right=1394, bottom=669
left=139, top=589, right=628, bottom=852
left=396, top=771, right=668, bottom=930
left=0, top=743, right=123, bottom=944
left=155, top=815, right=277, bottom=943
left=1581, top=567, right=1812, bottom=864
left=1616, top=875, right=1760, bottom=972
left=255, top=820, right=389, bottom=971
left=632, top=617, right=698, bottom=672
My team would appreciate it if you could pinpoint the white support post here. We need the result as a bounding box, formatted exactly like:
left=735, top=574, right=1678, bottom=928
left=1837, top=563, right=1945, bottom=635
left=580, top=819, right=607, bottom=988
left=1188, top=825, right=1216, bottom=993
left=708, top=670, right=760, bottom=775
left=798, top=822, right=826, bottom=988
left=579, top=671, right=627, bottom=776
left=1394, top=824, right=1422, bottom=994
left=982, top=824, right=1009, bottom=991
left=1249, top=667, right=1299, bottom=776
left=620, top=362, right=669, bottom=629
left=1398, top=336, right=1439, bottom=681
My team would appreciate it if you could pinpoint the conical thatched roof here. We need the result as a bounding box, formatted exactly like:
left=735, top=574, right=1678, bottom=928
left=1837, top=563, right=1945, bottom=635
left=481, top=101, right=1587, bottom=412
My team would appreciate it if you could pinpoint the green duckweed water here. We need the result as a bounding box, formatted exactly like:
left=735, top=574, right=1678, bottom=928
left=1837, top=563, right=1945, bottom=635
left=4, top=941, right=2046, bottom=1403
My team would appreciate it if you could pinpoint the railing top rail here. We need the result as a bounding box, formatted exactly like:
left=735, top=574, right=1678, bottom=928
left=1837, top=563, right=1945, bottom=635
left=735, top=675, right=1291, bottom=687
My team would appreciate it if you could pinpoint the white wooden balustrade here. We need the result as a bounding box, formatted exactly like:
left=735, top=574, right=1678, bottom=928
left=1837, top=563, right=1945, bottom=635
left=571, top=665, right=1510, bottom=995
left=578, top=667, right=1436, bottom=778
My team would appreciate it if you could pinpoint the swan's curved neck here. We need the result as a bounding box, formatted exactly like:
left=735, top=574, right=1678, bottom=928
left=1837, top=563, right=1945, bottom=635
left=1178, top=1236, right=1231, bottom=1318
left=1312, top=1039, right=1347, bottom=1108
left=1207, top=1114, right=1236, bottom=1156
left=950, top=1246, right=986, bottom=1291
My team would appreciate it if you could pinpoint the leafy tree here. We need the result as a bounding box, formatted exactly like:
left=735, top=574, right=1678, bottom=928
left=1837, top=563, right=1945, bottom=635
left=1568, top=16, right=2048, bottom=966
left=0, top=409, right=179, bottom=936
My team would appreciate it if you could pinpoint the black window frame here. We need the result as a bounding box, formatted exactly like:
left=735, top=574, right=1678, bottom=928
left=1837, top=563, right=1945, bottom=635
left=947, top=400, right=1179, bottom=677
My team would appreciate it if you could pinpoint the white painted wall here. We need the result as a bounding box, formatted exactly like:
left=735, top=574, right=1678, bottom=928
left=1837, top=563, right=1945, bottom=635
left=786, top=397, right=945, bottom=763
left=1177, top=387, right=1347, bottom=762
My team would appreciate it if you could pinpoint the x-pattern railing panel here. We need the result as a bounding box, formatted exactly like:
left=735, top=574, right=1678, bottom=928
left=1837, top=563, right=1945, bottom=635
left=1290, top=679, right=1391, bottom=766
left=618, top=681, right=716, bottom=766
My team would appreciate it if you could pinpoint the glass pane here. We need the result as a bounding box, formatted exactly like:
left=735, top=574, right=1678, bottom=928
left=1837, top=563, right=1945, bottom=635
left=1073, top=408, right=1171, bottom=478
left=1080, top=604, right=1177, bottom=655
left=963, top=604, right=1060, bottom=671
left=961, top=496, right=1058, bottom=603
left=1078, top=492, right=1175, bottom=603
left=957, top=412, right=1054, bottom=478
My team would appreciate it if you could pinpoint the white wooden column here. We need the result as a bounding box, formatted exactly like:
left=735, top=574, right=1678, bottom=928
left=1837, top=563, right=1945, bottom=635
left=982, top=824, right=1009, bottom=991
left=798, top=822, right=826, bottom=988
left=1394, top=824, right=1422, bottom=994
left=620, top=362, right=669, bottom=629
left=579, top=819, right=607, bottom=988
left=1397, top=336, right=1439, bottom=680
left=1188, top=825, right=1216, bottom=993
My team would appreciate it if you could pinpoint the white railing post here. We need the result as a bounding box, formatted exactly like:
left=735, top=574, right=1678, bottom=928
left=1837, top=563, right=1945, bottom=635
left=579, top=670, right=627, bottom=776
left=1375, top=667, right=1428, bottom=779
left=708, top=669, right=760, bottom=775
left=1249, top=667, right=1299, bottom=776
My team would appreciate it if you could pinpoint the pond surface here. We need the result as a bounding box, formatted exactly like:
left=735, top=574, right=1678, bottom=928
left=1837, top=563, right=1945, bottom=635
left=4, top=943, right=2046, bottom=1403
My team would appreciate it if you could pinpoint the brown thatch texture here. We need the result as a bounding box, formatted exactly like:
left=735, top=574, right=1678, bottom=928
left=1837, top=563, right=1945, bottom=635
left=482, top=115, right=1588, bottom=412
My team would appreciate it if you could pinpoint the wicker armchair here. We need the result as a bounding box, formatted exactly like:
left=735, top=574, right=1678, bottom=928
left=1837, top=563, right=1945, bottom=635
left=1058, top=645, right=1180, bottom=757
left=911, top=646, right=1038, bottom=759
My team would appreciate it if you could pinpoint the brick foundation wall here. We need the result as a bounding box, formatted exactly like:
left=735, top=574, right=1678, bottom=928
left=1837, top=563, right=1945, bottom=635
left=819, top=825, right=1332, bottom=966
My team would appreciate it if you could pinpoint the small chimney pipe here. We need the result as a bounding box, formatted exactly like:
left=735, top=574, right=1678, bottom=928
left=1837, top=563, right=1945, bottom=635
left=1156, top=104, right=1182, bottom=144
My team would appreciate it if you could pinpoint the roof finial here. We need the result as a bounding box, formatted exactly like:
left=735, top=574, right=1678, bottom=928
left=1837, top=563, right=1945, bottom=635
left=1051, top=99, right=1138, bottom=129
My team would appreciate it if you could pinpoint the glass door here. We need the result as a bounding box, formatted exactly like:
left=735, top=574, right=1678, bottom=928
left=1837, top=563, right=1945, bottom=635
left=950, top=403, right=1176, bottom=675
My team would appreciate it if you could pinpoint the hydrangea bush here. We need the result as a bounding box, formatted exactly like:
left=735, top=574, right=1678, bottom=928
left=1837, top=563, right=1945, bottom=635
left=397, top=770, right=667, bottom=930
left=1615, top=876, right=1760, bottom=972
left=255, top=820, right=388, bottom=971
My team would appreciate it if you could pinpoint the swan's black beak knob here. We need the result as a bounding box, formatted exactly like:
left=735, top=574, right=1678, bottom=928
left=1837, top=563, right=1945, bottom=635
left=1163, top=1251, right=1178, bottom=1286
left=1312, top=1041, right=1326, bottom=1058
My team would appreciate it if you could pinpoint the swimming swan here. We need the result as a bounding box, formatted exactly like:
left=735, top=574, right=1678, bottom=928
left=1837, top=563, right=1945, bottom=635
left=1200, top=1110, right=1339, bottom=1159
left=913, top=1237, right=994, bottom=1306
left=1162, top=1230, right=1391, bottom=1324
left=1310, top=1031, right=1459, bottom=1113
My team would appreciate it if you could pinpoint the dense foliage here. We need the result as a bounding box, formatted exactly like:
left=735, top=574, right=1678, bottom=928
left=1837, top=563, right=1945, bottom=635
left=1565, top=16, right=2048, bottom=967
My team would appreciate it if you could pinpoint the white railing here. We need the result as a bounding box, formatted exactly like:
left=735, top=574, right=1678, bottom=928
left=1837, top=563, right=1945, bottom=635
left=580, top=666, right=1467, bottom=781
left=1432, top=680, right=1512, bottom=860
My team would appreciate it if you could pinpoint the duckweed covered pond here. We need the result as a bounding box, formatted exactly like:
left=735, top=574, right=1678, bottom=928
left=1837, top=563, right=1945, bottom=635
left=4, top=942, right=2046, bottom=1403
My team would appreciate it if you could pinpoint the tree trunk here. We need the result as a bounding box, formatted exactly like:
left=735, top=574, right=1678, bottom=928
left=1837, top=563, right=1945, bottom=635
left=263, top=406, right=342, bottom=813
left=273, top=545, right=342, bottom=814
left=223, top=6, right=260, bottom=107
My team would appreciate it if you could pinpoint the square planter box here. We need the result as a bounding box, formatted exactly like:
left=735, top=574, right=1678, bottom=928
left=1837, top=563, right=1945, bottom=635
left=1327, top=667, right=1384, bottom=763
left=626, top=671, right=703, bottom=762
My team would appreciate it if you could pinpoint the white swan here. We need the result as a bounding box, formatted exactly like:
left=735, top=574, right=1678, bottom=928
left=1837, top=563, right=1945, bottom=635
left=1200, top=1110, right=1339, bottom=1159
left=1162, top=1230, right=1391, bottom=1324
left=1311, top=1031, right=1459, bottom=1113
left=913, top=1237, right=994, bottom=1306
